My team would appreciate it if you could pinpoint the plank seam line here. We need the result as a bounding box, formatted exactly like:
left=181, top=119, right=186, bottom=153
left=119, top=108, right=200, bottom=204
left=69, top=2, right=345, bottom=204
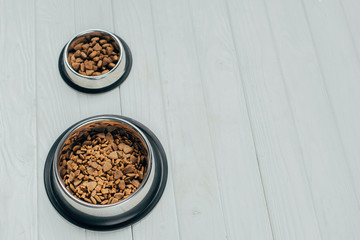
left=262, top=0, right=323, bottom=238
left=34, top=0, right=39, bottom=238
left=299, top=0, right=360, bottom=208
left=148, top=1, right=182, bottom=239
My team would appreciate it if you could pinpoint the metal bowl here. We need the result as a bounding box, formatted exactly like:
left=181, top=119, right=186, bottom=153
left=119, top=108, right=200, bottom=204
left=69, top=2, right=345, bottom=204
left=59, top=29, right=132, bottom=93
left=44, top=115, right=168, bottom=230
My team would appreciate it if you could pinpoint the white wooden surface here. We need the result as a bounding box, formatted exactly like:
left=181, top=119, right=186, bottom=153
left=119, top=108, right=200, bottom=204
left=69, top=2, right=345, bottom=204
left=1, top=0, right=360, bottom=239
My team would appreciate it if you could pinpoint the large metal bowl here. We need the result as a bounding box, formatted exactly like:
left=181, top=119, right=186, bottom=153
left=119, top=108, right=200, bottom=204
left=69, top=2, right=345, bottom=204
left=44, top=115, right=168, bottom=230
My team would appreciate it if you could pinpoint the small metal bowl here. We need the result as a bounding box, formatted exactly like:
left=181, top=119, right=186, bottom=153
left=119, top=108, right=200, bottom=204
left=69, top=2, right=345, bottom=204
left=58, top=29, right=132, bottom=94
left=44, top=115, right=168, bottom=230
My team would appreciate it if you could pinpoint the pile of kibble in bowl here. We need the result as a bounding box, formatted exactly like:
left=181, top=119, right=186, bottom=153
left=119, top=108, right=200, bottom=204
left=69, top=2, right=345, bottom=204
left=67, top=35, right=120, bottom=76
left=58, top=127, right=147, bottom=205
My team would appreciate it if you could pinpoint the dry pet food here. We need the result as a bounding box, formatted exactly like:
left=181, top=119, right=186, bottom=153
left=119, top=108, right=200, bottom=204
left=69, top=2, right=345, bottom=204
left=67, top=35, right=120, bottom=76
left=58, top=127, right=147, bottom=205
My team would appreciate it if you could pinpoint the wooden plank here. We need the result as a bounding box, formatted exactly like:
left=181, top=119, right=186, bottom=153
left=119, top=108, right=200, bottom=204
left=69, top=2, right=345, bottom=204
left=149, top=0, right=228, bottom=239
left=0, top=0, right=37, bottom=239
left=186, top=0, right=273, bottom=239
left=36, top=0, right=86, bottom=239
left=225, top=0, right=324, bottom=238
left=323, top=0, right=360, bottom=202
left=264, top=0, right=360, bottom=238
left=112, top=0, right=180, bottom=239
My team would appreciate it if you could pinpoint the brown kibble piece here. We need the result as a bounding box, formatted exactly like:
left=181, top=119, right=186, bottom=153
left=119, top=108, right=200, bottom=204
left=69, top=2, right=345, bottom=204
left=93, top=43, right=102, bottom=51
left=87, top=181, right=97, bottom=191
left=96, top=132, right=105, bottom=138
left=118, top=180, right=125, bottom=190
left=97, top=60, right=103, bottom=68
left=114, top=192, right=124, bottom=199
left=94, top=195, right=101, bottom=202
left=106, top=47, right=113, bottom=55
left=124, top=189, right=131, bottom=196
left=90, top=196, right=97, bottom=204
left=80, top=52, right=87, bottom=59
left=108, top=151, right=118, bottom=159
left=73, top=178, right=82, bottom=186
left=74, top=50, right=81, bottom=57
left=100, top=39, right=107, bottom=44
left=86, top=70, right=94, bottom=76
left=118, top=143, right=125, bottom=150
left=69, top=172, right=75, bottom=182
left=60, top=167, right=67, bottom=178
left=82, top=43, right=90, bottom=50
left=114, top=170, right=123, bottom=179
left=132, top=180, right=140, bottom=188
left=84, top=61, right=93, bottom=70
left=87, top=47, right=93, bottom=54
left=91, top=37, right=100, bottom=42
left=123, top=145, right=133, bottom=154
left=90, top=162, right=98, bottom=168
left=89, top=51, right=98, bottom=59
left=123, top=165, right=136, bottom=174
left=103, top=161, right=112, bottom=172
left=73, top=145, right=81, bottom=151
left=72, top=62, right=80, bottom=71
left=87, top=166, right=95, bottom=175
left=108, top=63, right=116, bottom=69
left=101, top=188, right=109, bottom=194
left=74, top=43, right=82, bottom=51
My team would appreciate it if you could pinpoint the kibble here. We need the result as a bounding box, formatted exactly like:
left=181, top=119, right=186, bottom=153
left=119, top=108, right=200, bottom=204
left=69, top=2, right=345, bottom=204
left=67, top=34, right=120, bottom=76
left=58, top=126, right=148, bottom=205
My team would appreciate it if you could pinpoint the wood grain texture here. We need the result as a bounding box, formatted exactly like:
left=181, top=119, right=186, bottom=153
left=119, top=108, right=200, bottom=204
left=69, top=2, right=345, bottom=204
left=311, top=0, right=360, bottom=209
left=112, top=0, right=180, bottom=239
left=187, top=0, right=273, bottom=239
left=1, top=0, right=360, bottom=238
left=225, top=0, right=323, bottom=238
left=341, top=0, right=360, bottom=206
left=149, top=0, right=229, bottom=239
left=36, top=0, right=86, bottom=239
left=264, top=0, right=360, bottom=239
left=0, top=0, right=37, bottom=239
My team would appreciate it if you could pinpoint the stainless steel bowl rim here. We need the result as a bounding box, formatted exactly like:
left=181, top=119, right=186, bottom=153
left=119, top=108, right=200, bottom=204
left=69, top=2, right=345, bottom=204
left=53, top=115, right=153, bottom=209
left=64, top=29, right=124, bottom=80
